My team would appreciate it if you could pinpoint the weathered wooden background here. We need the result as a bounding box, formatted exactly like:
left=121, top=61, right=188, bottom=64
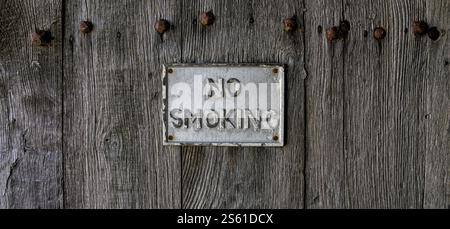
left=0, top=0, right=448, bottom=209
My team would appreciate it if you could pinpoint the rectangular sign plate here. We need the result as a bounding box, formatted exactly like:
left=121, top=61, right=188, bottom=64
left=162, top=64, right=284, bottom=147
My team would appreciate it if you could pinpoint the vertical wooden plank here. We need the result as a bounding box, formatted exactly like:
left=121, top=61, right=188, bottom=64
left=181, top=0, right=305, bottom=208
left=0, top=0, right=63, bottom=208
left=423, top=0, right=449, bottom=209
left=343, top=0, right=427, bottom=208
left=304, top=0, right=345, bottom=208
left=64, top=0, right=181, bottom=208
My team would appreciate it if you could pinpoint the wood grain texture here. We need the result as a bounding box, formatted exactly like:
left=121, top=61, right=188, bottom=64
left=306, top=0, right=449, bottom=208
left=181, top=0, right=305, bottom=209
left=304, top=0, right=345, bottom=208
left=0, top=0, right=447, bottom=209
left=423, top=0, right=449, bottom=209
left=343, top=0, right=449, bottom=209
left=343, top=0, right=427, bottom=208
left=63, top=0, right=181, bottom=208
left=0, top=0, right=63, bottom=208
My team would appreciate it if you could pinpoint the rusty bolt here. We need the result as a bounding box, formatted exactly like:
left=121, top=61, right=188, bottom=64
left=325, top=21, right=350, bottom=42
left=272, top=68, right=279, bottom=74
left=200, top=11, right=215, bottom=26
left=373, top=27, right=387, bottom=41
left=31, top=30, right=53, bottom=46
left=283, top=17, right=297, bottom=32
left=154, top=19, right=170, bottom=34
left=412, top=21, right=428, bottom=36
left=427, top=27, right=440, bottom=41
left=326, top=26, right=339, bottom=42
left=80, top=21, right=94, bottom=34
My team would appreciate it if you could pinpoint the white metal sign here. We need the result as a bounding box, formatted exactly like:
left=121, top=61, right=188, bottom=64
left=162, top=64, right=284, bottom=147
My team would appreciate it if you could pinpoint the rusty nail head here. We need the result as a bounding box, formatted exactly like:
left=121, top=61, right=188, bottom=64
left=273, top=135, right=279, bottom=141
left=272, top=68, right=279, bottom=74
left=167, top=68, right=174, bottom=74
left=154, top=19, right=170, bottom=34
left=80, top=21, right=94, bottom=34
left=326, top=26, right=339, bottom=42
left=200, top=11, right=215, bottom=26
left=325, top=21, right=350, bottom=42
left=373, top=27, right=387, bottom=41
left=31, top=30, right=53, bottom=46
left=168, top=135, right=174, bottom=141
left=283, top=17, right=297, bottom=32
left=412, top=21, right=428, bottom=36
left=427, top=27, right=440, bottom=41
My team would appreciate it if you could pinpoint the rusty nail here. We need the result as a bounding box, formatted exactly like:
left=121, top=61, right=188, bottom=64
left=273, top=135, right=279, bottom=141
left=326, top=26, right=339, bottom=42
left=167, top=68, right=174, bottom=74
left=272, top=68, right=279, bottom=74
left=31, top=29, right=53, bottom=46
left=412, top=21, right=429, bottom=36
left=283, top=17, right=297, bottom=32
left=80, top=21, right=94, bottom=34
left=427, top=27, right=440, bottom=41
left=168, top=135, right=174, bottom=141
left=325, top=21, right=350, bottom=42
left=154, top=19, right=170, bottom=34
left=373, top=27, right=387, bottom=41
left=200, top=11, right=215, bottom=26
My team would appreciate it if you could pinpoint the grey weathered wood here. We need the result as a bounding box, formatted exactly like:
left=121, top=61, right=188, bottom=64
left=0, top=0, right=447, bottom=209
left=304, top=0, right=345, bottom=208
left=306, top=0, right=449, bottom=208
left=343, top=0, right=449, bottom=209
left=422, top=0, right=449, bottom=209
left=181, top=0, right=305, bottom=209
left=63, top=0, right=181, bottom=208
left=343, top=0, right=427, bottom=208
left=0, top=0, right=63, bottom=208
